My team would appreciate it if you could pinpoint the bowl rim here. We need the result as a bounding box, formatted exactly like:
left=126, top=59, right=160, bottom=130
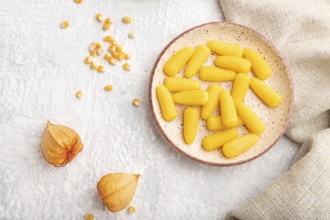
left=148, top=21, right=294, bottom=166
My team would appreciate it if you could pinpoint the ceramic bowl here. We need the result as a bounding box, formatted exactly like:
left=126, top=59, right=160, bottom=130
left=149, top=22, right=293, bottom=166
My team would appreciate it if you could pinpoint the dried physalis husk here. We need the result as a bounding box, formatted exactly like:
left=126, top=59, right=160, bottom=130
left=42, top=121, right=83, bottom=166
left=97, top=173, right=140, bottom=212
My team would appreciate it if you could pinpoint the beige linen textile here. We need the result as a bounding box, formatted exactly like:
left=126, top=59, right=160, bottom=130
left=219, top=0, right=330, bottom=219
left=226, top=129, right=330, bottom=219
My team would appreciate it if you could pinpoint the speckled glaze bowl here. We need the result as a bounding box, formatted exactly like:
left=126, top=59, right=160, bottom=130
left=149, top=22, right=293, bottom=166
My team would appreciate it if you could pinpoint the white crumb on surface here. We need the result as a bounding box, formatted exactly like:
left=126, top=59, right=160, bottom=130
left=0, top=0, right=299, bottom=219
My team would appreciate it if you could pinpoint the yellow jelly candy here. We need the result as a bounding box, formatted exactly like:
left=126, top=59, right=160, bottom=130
left=243, top=48, right=272, bottom=80
left=223, top=134, right=259, bottom=158
left=183, top=107, right=199, bottom=145
left=214, top=55, right=251, bottom=73
left=185, top=45, right=211, bottom=78
left=202, top=128, right=238, bottom=151
left=164, top=77, right=201, bottom=92
left=156, top=85, right=178, bottom=121
left=236, top=102, right=265, bottom=134
left=232, top=73, right=250, bottom=105
left=163, top=47, right=195, bottom=77
left=172, top=90, right=208, bottom=105
left=201, top=84, right=223, bottom=120
left=206, top=116, right=243, bottom=131
left=250, top=78, right=282, bottom=108
left=199, top=66, right=236, bottom=82
left=220, top=90, right=238, bottom=128
left=207, top=40, right=243, bottom=57
left=207, top=115, right=226, bottom=131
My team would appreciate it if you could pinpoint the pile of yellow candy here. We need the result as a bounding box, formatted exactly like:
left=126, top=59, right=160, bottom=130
left=156, top=40, right=283, bottom=158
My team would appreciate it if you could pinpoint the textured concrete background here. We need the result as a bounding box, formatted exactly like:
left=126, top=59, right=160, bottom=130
left=0, top=0, right=298, bottom=219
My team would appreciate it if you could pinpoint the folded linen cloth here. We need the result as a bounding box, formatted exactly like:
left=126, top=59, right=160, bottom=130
left=219, top=0, right=330, bottom=219
left=226, top=129, right=330, bottom=219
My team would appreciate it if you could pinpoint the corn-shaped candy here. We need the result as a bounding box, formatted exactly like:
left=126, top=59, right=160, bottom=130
left=183, top=107, right=199, bottom=144
left=202, top=128, right=238, bottom=151
left=156, top=85, right=178, bottom=121
left=185, top=45, right=211, bottom=78
left=207, top=115, right=225, bottom=131
left=173, top=90, right=208, bottom=105
left=243, top=48, right=272, bottom=80
left=201, top=84, right=223, bottom=120
left=199, top=66, right=236, bottom=82
left=163, top=47, right=194, bottom=77
left=220, top=90, right=238, bottom=128
left=164, top=77, right=201, bottom=92
left=223, top=134, right=259, bottom=158
left=207, top=40, right=243, bottom=57
left=214, top=55, right=251, bottom=73
left=207, top=116, right=243, bottom=131
left=250, top=78, right=282, bottom=108
left=232, top=73, right=250, bottom=105
left=236, top=103, right=265, bottom=134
